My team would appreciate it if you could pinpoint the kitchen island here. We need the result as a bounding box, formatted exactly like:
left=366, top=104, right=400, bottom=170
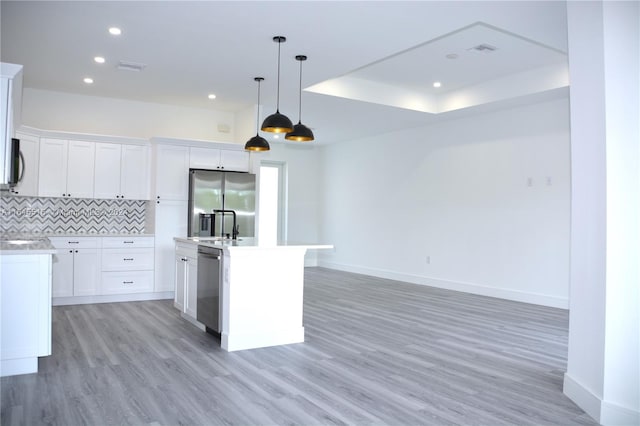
left=174, top=237, right=333, bottom=352
left=0, top=236, right=56, bottom=376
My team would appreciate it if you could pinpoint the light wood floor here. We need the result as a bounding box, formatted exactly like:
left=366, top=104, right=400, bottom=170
left=1, top=267, right=597, bottom=425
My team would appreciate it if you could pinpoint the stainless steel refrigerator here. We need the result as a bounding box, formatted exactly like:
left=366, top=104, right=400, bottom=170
left=188, top=169, right=256, bottom=238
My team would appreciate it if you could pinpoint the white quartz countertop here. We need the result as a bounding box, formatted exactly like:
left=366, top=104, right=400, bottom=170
left=1, top=233, right=154, bottom=255
left=174, top=237, right=333, bottom=251
left=3, top=232, right=155, bottom=238
left=0, top=237, right=56, bottom=255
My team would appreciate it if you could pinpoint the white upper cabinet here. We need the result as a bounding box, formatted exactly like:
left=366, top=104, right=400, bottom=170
left=38, top=138, right=68, bottom=197
left=94, top=143, right=149, bottom=200
left=121, top=144, right=149, bottom=200
left=220, top=149, right=250, bottom=172
left=154, top=144, right=189, bottom=201
left=189, top=147, right=249, bottom=172
left=1, top=63, right=23, bottom=187
left=39, top=139, right=95, bottom=198
left=66, top=141, right=96, bottom=198
left=94, top=143, right=121, bottom=199
left=10, top=132, right=39, bottom=196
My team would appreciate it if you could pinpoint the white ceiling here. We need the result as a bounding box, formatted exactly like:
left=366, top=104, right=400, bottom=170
left=0, top=1, right=569, bottom=144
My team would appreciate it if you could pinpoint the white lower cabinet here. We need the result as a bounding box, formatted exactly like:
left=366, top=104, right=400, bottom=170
left=101, top=248, right=154, bottom=271
left=174, top=253, right=186, bottom=312
left=51, top=236, right=155, bottom=302
left=101, top=237, right=154, bottom=295
left=175, top=242, right=197, bottom=318
left=49, top=237, right=100, bottom=297
left=101, top=271, right=154, bottom=295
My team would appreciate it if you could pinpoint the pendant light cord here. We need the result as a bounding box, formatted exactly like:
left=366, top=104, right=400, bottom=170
left=276, top=39, right=282, bottom=112
left=297, top=58, right=302, bottom=122
left=256, top=79, right=261, bottom=134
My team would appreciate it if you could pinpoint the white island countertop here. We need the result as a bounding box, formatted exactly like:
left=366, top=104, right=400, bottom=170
left=174, top=237, right=333, bottom=251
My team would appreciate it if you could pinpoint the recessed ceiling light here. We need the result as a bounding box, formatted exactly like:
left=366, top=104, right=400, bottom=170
left=108, top=27, right=122, bottom=36
left=445, top=53, right=459, bottom=60
left=94, top=56, right=105, bottom=64
left=273, top=134, right=280, bottom=139
left=83, top=77, right=94, bottom=84
left=433, top=81, right=442, bottom=88
left=208, top=94, right=217, bottom=100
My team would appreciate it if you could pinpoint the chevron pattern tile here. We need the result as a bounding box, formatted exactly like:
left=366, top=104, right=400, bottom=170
left=0, top=196, right=147, bottom=234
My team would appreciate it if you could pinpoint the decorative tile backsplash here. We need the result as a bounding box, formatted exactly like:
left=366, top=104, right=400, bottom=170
left=0, top=196, right=147, bottom=234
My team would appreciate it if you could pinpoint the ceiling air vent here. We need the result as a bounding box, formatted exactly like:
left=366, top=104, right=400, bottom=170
left=117, top=60, right=147, bottom=72
left=469, top=43, right=498, bottom=53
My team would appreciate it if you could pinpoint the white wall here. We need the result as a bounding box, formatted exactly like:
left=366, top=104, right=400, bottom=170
left=255, top=142, right=322, bottom=265
left=22, top=88, right=237, bottom=142
left=318, top=98, right=571, bottom=308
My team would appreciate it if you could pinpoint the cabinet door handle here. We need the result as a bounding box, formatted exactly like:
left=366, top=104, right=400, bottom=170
left=123, top=281, right=134, bottom=284
left=69, top=250, right=73, bottom=253
left=123, top=241, right=134, bottom=244
left=75, top=250, right=78, bottom=253
left=123, top=258, right=134, bottom=261
left=68, top=241, right=79, bottom=244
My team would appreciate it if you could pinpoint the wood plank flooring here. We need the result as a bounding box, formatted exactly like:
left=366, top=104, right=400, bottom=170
left=1, top=267, right=598, bottom=425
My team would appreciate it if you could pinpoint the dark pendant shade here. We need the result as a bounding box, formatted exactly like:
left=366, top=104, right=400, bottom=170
left=262, top=111, right=293, bottom=133
left=244, top=134, right=270, bottom=151
left=285, top=122, right=314, bottom=141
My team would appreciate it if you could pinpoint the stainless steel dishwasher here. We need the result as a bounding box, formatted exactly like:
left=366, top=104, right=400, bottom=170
left=196, top=245, right=222, bottom=333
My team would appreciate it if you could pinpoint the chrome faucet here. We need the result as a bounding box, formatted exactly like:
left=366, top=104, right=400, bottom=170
left=212, top=209, right=238, bottom=239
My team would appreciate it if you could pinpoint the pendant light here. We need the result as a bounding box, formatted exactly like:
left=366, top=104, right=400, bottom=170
left=285, top=55, right=314, bottom=142
left=244, top=77, right=270, bottom=152
left=261, top=36, right=293, bottom=133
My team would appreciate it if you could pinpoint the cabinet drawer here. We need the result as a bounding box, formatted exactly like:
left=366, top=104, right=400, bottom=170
left=49, top=237, right=99, bottom=249
left=101, top=271, right=153, bottom=294
left=102, top=236, right=154, bottom=249
left=101, top=248, right=154, bottom=271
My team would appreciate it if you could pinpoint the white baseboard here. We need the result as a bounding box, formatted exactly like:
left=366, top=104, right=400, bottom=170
left=0, top=357, right=38, bottom=377
left=53, top=291, right=174, bottom=306
left=221, top=326, right=304, bottom=352
left=317, top=261, right=568, bottom=309
left=564, top=373, right=640, bottom=426
left=601, top=400, right=640, bottom=426
left=563, top=373, right=602, bottom=422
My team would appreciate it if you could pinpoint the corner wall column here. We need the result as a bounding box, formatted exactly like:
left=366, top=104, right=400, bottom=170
left=564, top=1, right=639, bottom=424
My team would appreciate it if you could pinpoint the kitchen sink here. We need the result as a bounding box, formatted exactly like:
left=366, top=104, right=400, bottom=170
left=194, top=236, right=241, bottom=242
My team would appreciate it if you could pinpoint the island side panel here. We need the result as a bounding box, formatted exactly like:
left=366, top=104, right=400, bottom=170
left=221, top=247, right=307, bottom=351
left=0, top=253, right=52, bottom=376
